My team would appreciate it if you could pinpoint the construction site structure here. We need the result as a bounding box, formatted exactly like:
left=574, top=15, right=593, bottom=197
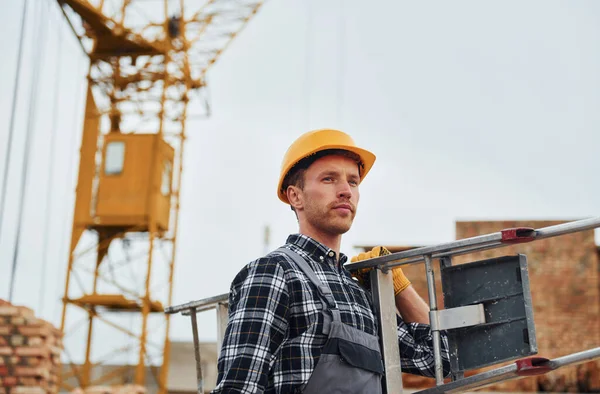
left=54, top=1, right=264, bottom=393
left=166, top=217, right=600, bottom=394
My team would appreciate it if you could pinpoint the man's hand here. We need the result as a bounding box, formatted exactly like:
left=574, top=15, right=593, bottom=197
left=350, top=246, right=411, bottom=295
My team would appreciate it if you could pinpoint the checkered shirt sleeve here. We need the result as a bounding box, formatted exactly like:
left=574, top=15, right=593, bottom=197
left=397, top=317, right=451, bottom=377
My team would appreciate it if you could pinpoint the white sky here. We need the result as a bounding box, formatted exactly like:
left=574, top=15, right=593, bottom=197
left=0, top=0, right=599, bottom=357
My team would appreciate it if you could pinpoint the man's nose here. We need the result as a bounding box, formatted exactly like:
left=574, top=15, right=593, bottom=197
left=337, top=182, right=352, bottom=199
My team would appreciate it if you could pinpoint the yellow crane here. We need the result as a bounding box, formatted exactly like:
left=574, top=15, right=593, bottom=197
left=54, top=1, right=264, bottom=393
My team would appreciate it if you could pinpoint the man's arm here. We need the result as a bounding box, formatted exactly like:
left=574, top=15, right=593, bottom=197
left=394, top=284, right=429, bottom=324
left=211, top=257, right=289, bottom=394
left=393, top=284, right=451, bottom=378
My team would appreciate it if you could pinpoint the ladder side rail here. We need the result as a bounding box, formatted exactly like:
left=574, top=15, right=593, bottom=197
left=166, top=301, right=227, bottom=394
left=414, top=347, right=600, bottom=394
left=423, top=254, right=445, bottom=385
left=216, top=302, right=229, bottom=358
left=165, top=292, right=229, bottom=314
left=190, top=308, right=204, bottom=394
left=346, top=217, right=600, bottom=273
left=370, top=268, right=403, bottom=393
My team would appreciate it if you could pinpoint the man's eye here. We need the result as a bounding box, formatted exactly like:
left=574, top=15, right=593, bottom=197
left=323, top=177, right=333, bottom=182
left=349, top=180, right=358, bottom=186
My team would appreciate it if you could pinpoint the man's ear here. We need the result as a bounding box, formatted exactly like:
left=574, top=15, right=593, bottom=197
left=286, top=186, right=303, bottom=211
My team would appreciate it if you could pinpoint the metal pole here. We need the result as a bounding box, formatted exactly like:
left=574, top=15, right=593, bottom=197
left=346, top=217, right=600, bottom=273
left=415, top=347, right=600, bottom=394
left=216, top=302, right=229, bottom=358
left=190, top=309, right=204, bottom=394
left=371, top=268, right=403, bottom=393
left=535, top=218, right=600, bottom=238
left=545, top=346, right=600, bottom=369
left=415, top=362, right=519, bottom=394
left=424, top=254, right=444, bottom=385
left=165, top=293, right=229, bottom=314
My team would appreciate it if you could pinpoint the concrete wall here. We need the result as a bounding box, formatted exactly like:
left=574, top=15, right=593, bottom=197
left=167, top=341, right=217, bottom=394
left=62, top=341, right=219, bottom=394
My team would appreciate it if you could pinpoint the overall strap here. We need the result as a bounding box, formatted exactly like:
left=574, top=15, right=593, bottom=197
left=276, top=247, right=342, bottom=331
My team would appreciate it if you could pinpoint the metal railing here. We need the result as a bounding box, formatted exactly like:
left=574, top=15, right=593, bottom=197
left=165, top=293, right=229, bottom=394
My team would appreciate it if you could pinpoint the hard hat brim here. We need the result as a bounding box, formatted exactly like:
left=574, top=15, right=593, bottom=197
left=277, top=144, right=376, bottom=204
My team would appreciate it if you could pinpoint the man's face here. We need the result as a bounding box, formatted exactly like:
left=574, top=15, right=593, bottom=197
left=297, top=154, right=360, bottom=236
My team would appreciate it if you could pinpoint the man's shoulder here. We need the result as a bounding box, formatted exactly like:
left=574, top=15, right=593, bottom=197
left=228, top=246, right=302, bottom=308
left=232, top=245, right=299, bottom=285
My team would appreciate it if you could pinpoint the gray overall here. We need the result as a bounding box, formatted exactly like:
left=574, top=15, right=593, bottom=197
left=277, top=248, right=384, bottom=394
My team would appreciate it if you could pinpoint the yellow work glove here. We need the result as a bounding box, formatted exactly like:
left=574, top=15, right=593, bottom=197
left=350, top=246, right=411, bottom=295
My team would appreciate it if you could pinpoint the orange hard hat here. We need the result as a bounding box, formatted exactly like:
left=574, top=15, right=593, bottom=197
left=277, top=129, right=376, bottom=204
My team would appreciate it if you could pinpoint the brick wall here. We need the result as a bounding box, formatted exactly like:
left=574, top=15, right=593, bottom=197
left=0, top=300, right=64, bottom=394
left=400, top=220, right=600, bottom=392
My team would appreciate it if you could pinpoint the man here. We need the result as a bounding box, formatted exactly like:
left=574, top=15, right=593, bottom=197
left=212, top=129, right=450, bottom=394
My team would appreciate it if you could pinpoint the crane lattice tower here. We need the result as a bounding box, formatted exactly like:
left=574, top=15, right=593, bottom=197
left=55, top=1, right=263, bottom=393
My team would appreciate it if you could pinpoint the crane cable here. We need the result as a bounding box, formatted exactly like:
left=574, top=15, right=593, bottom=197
left=51, top=53, right=84, bottom=322
left=304, top=0, right=313, bottom=130
left=0, top=0, right=29, bottom=252
left=38, top=0, right=65, bottom=317
left=8, top=0, right=51, bottom=302
left=336, top=0, right=345, bottom=126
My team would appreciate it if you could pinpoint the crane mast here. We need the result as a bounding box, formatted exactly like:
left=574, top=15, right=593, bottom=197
left=55, top=1, right=263, bottom=393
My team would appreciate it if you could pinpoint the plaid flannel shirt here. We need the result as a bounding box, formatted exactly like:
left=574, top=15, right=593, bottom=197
left=212, top=234, right=450, bottom=394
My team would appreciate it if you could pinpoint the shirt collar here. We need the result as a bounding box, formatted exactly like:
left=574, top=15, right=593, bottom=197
left=286, top=233, right=349, bottom=265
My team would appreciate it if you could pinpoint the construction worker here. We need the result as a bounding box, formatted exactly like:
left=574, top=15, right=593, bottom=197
left=211, top=129, right=451, bottom=393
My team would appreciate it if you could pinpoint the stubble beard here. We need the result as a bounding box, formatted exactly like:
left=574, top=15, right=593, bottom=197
left=304, top=198, right=356, bottom=236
